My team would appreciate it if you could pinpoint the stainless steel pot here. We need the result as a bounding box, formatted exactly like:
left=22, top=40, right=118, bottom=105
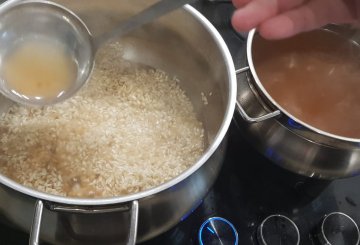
left=0, top=0, right=236, bottom=244
left=235, top=25, right=360, bottom=180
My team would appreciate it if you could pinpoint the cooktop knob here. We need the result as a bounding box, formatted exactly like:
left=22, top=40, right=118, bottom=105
left=257, top=214, right=300, bottom=245
left=317, top=212, right=360, bottom=245
left=198, top=217, right=238, bottom=245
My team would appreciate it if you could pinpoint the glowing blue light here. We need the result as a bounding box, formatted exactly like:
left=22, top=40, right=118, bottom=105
left=265, top=148, right=282, bottom=163
left=180, top=210, right=192, bottom=222
left=287, top=118, right=303, bottom=129
left=265, top=148, right=274, bottom=158
left=206, top=226, right=215, bottom=234
left=180, top=199, right=203, bottom=222
left=198, top=217, right=238, bottom=245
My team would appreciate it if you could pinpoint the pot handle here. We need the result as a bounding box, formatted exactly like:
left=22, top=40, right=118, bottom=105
left=29, top=200, right=43, bottom=245
left=236, top=67, right=281, bottom=123
left=29, top=200, right=139, bottom=245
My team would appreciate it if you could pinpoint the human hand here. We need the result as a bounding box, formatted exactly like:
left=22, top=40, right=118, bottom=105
left=231, top=0, right=359, bottom=39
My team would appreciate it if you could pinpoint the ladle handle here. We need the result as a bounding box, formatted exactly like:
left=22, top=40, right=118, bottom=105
left=94, top=0, right=195, bottom=49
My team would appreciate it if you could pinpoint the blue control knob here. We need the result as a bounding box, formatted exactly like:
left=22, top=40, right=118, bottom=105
left=198, top=217, right=238, bottom=245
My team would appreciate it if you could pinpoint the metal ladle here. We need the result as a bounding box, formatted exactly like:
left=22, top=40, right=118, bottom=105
left=0, top=0, right=193, bottom=106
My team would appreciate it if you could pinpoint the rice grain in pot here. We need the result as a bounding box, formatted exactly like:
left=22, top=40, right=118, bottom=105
left=0, top=42, right=205, bottom=198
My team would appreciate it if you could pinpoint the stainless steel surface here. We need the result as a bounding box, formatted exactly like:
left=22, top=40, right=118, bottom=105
left=235, top=67, right=250, bottom=74
left=318, top=212, right=360, bottom=245
left=0, top=0, right=195, bottom=107
left=236, top=99, right=280, bottom=123
left=234, top=25, right=360, bottom=179
left=0, top=0, right=93, bottom=106
left=94, top=0, right=195, bottom=49
left=0, top=0, right=236, bottom=244
left=29, top=200, right=43, bottom=245
left=49, top=204, right=131, bottom=214
left=28, top=200, right=139, bottom=245
left=257, top=214, right=300, bottom=245
left=128, top=201, right=139, bottom=245
left=235, top=66, right=280, bottom=123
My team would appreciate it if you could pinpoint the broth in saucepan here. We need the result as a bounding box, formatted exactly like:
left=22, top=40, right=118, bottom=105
left=252, top=29, right=360, bottom=138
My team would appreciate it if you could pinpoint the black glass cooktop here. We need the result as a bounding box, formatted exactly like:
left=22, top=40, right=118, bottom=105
left=141, top=121, right=360, bottom=245
left=1, top=1, right=360, bottom=245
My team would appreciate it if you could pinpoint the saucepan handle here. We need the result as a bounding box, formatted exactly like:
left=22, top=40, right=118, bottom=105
left=235, top=67, right=281, bottom=123
left=29, top=200, right=43, bottom=245
left=29, top=199, right=139, bottom=245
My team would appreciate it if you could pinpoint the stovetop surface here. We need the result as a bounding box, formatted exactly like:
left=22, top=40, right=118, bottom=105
left=141, top=122, right=360, bottom=245
left=1, top=1, right=360, bottom=245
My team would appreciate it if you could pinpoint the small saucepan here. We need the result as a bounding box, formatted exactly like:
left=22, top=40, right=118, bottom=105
left=235, top=24, right=360, bottom=179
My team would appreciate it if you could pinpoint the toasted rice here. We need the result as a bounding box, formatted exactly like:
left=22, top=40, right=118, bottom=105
left=0, top=43, right=205, bottom=198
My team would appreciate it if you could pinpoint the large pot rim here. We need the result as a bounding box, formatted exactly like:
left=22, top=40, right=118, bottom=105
left=0, top=4, right=237, bottom=206
left=246, top=28, right=360, bottom=143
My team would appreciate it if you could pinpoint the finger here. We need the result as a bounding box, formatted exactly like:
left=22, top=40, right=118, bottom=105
left=231, top=0, right=306, bottom=33
left=231, top=0, right=278, bottom=32
left=277, top=0, right=307, bottom=12
left=258, top=0, right=356, bottom=39
left=257, top=14, right=305, bottom=39
left=232, top=0, right=305, bottom=11
left=232, top=0, right=251, bottom=8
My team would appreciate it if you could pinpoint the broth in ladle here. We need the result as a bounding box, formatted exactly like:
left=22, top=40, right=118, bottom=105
left=252, top=29, right=360, bottom=138
left=1, top=39, right=76, bottom=101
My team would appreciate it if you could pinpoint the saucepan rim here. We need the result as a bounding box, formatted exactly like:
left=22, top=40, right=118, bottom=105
left=246, top=27, right=360, bottom=143
left=0, top=3, right=237, bottom=206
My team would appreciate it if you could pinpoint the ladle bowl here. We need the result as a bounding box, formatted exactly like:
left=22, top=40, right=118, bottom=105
left=0, top=0, right=192, bottom=106
left=0, top=0, right=93, bottom=106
